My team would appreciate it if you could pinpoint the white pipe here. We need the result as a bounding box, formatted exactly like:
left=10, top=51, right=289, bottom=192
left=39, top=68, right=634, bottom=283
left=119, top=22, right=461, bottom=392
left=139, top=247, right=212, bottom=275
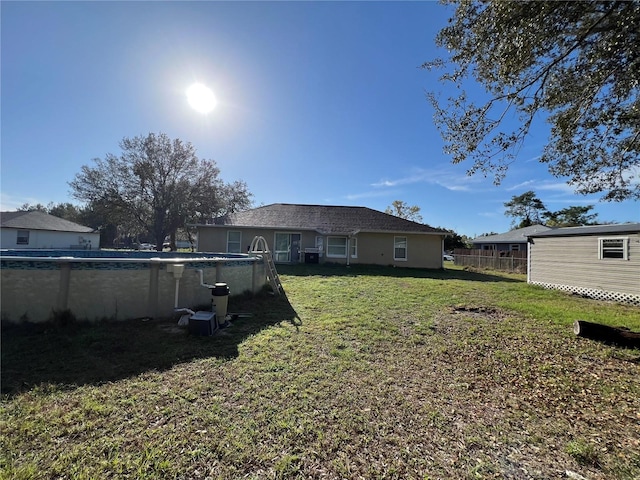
left=168, top=264, right=186, bottom=309
left=174, top=307, right=195, bottom=327
left=195, top=269, right=215, bottom=289
left=346, top=235, right=351, bottom=266
left=174, top=278, right=180, bottom=308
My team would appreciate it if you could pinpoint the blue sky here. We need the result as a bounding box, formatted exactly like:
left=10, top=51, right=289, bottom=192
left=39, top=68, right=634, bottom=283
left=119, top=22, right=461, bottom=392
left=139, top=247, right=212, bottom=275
left=2, top=1, right=638, bottom=238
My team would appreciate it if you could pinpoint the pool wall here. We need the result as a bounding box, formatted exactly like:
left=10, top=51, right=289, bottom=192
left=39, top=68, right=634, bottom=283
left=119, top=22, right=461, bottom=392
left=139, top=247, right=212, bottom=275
left=1, top=250, right=268, bottom=323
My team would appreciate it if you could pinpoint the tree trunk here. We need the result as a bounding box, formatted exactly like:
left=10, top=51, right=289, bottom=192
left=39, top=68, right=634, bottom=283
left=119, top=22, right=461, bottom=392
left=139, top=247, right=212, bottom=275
left=574, top=320, right=640, bottom=348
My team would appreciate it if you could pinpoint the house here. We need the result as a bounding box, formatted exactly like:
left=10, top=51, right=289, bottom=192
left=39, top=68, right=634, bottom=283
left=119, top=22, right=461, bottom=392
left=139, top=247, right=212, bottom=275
left=472, top=224, right=553, bottom=252
left=527, top=223, right=640, bottom=305
left=0, top=211, right=100, bottom=250
left=195, top=203, right=449, bottom=269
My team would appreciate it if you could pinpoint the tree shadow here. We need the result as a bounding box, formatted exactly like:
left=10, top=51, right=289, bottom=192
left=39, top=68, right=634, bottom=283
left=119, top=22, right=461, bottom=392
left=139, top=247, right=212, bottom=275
left=1, top=291, right=301, bottom=397
left=276, top=263, right=523, bottom=283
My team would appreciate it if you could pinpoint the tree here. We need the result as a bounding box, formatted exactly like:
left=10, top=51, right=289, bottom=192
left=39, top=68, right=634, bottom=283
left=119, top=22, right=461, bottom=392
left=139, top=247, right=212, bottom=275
left=70, top=133, right=252, bottom=251
left=47, top=203, right=84, bottom=224
left=543, top=205, right=598, bottom=227
left=504, top=191, right=547, bottom=228
left=438, top=228, right=471, bottom=250
left=385, top=200, right=423, bottom=223
left=424, top=1, right=640, bottom=201
left=18, top=203, right=49, bottom=212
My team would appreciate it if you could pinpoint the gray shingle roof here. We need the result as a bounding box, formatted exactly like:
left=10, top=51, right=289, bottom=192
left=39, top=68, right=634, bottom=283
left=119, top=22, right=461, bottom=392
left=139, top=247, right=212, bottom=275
left=0, top=211, right=95, bottom=233
left=206, top=204, right=448, bottom=236
left=528, top=223, right=640, bottom=237
left=472, top=224, right=553, bottom=244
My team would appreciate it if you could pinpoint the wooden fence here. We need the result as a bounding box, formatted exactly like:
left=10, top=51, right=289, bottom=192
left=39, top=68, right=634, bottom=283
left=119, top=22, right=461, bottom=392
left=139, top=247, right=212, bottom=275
left=452, top=248, right=528, bottom=273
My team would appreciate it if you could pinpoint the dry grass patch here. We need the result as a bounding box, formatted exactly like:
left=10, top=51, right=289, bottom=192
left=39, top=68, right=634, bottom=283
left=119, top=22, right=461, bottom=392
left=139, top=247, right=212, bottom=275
left=2, top=264, right=639, bottom=479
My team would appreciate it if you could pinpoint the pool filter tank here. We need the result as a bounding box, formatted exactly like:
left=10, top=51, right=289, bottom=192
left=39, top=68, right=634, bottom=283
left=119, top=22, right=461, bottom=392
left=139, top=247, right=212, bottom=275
left=212, top=282, right=230, bottom=327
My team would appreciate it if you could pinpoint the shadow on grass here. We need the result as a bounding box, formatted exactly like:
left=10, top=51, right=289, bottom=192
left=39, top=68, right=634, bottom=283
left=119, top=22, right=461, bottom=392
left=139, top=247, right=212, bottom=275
left=1, top=290, right=301, bottom=397
left=277, top=263, right=523, bottom=283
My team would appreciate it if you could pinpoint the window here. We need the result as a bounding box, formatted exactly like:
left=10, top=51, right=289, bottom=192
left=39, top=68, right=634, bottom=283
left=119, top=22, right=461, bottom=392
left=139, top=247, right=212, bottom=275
left=227, top=231, right=241, bottom=253
left=350, top=237, right=358, bottom=258
left=510, top=244, right=520, bottom=251
left=274, top=232, right=300, bottom=262
left=394, top=236, right=407, bottom=261
left=599, top=237, right=628, bottom=260
left=17, top=230, right=29, bottom=245
left=327, top=237, right=347, bottom=258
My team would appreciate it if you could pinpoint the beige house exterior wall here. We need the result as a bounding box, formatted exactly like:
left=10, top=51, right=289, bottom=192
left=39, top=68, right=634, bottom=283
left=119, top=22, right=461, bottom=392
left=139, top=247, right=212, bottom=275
left=198, top=227, right=317, bottom=254
left=528, top=232, right=640, bottom=304
left=353, top=232, right=442, bottom=269
left=197, top=227, right=444, bottom=269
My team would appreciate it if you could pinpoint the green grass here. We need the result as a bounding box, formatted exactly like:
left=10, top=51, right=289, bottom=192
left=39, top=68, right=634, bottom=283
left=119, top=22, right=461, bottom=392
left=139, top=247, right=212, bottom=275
left=2, top=263, right=639, bottom=479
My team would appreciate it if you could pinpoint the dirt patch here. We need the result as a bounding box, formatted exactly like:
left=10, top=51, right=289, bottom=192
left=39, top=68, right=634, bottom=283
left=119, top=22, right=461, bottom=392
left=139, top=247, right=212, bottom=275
left=449, top=305, right=515, bottom=323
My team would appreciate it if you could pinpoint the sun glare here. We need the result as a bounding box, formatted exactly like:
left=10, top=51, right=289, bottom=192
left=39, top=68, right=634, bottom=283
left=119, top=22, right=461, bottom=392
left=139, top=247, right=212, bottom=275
left=186, top=83, right=217, bottom=114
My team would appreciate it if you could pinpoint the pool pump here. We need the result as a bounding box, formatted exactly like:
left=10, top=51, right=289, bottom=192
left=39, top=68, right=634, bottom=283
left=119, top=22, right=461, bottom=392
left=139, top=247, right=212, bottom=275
left=173, top=269, right=231, bottom=335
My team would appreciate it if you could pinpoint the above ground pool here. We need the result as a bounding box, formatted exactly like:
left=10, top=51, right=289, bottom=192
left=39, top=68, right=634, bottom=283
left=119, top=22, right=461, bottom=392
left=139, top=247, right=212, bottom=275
left=0, top=249, right=267, bottom=323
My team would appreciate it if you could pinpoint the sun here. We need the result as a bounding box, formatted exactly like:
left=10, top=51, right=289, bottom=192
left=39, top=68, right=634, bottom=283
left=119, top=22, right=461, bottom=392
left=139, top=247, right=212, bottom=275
left=186, top=83, right=217, bottom=114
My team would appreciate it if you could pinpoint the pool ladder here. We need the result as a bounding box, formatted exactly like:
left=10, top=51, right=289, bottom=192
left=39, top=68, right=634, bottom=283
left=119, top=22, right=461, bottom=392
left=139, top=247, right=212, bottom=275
left=249, top=236, right=282, bottom=295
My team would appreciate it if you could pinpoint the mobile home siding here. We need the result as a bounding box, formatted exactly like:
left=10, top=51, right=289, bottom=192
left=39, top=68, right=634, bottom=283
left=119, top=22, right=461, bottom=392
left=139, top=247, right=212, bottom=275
left=529, top=233, right=640, bottom=304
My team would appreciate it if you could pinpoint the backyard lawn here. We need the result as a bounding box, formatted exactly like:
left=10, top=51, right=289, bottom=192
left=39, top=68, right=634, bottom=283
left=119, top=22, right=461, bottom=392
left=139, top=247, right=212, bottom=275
left=2, top=264, right=639, bottom=479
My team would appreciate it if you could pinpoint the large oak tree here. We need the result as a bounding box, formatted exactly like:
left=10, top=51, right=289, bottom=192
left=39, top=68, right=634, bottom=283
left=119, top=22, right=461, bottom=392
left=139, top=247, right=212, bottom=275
left=70, top=133, right=252, bottom=250
left=424, top=0, right=640, bottom=201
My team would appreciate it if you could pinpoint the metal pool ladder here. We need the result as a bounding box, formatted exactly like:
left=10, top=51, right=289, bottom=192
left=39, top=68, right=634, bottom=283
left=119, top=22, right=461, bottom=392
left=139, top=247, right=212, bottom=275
left=249, top=236, right=282, bottom=295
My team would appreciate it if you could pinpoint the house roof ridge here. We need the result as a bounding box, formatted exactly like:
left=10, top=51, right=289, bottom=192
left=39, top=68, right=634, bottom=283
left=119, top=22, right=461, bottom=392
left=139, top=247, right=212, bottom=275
left=203, top=203, right=448, bottom=235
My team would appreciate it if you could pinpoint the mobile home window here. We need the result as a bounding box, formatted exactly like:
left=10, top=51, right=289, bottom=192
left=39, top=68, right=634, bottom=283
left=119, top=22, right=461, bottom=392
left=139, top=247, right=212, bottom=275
left=327, top=237, right=347, bottom=258
left=394, top=236, right=407, bottom=261
left=227, top=231, right=242, bottom=253
left=17, top=230, right=29, bottom=245
left=598, top=237, right=628, bottom=260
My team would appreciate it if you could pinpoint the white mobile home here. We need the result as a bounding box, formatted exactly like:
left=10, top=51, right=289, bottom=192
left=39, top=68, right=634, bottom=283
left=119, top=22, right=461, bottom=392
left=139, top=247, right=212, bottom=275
left=527, top=223, right=640, bottom=305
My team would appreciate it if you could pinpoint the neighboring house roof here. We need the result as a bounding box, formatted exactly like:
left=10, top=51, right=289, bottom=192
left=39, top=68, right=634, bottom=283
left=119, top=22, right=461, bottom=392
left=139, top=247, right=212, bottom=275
left=0, top=211, right=96, bottom=233
left=472, top=224, right=553, bottom=244
left=528, top=223, right=640, bottom=238
left=202, top=203, right=448, bottom=236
